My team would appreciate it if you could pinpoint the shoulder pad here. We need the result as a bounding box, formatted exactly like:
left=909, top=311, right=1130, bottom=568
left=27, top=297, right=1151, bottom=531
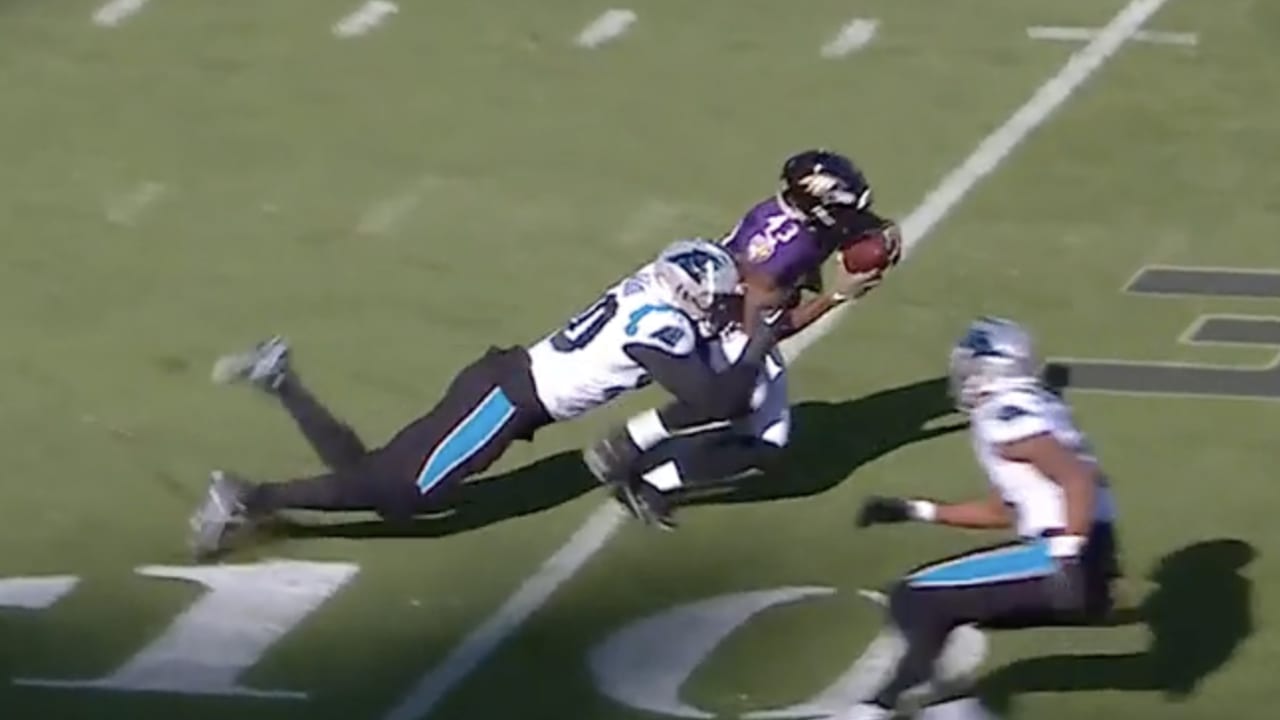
left=623, top=303, right=697, bottom=356
left=978, top=389, right=1051, bottom=444
left=621, top=277, right=648, bottom=297
left=996, top=404, right=1034, bottom=423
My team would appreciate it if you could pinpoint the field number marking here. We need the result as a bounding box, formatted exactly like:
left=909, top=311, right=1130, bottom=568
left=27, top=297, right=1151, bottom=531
left=0, top=576, right=79, bottom=610
left=1054, top=266, right=1280, bottom=399
left=14, top=561, right=358, bottom=699
left=590, top=587, right=986, bottom=718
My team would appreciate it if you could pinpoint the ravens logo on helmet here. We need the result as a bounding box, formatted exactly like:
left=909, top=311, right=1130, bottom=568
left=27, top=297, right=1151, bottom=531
left=780, top=149, right=873, bottom=228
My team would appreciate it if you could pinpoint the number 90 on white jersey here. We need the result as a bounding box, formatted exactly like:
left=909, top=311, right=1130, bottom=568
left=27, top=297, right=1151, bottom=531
left=527, top=266, right=698, bottom=421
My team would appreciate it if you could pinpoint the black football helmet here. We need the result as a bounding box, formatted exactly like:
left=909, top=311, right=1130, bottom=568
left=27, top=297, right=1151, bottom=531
left=779, top=149, right=873, bottom=228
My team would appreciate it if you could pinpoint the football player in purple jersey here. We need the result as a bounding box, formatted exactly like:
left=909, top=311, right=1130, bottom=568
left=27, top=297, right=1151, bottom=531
left=722, top=149, right=902, bottom=337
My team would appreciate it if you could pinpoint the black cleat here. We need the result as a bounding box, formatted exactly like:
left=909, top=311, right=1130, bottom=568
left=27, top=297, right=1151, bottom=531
left=582, top=429, right=643, bottom=485
left=612, top=480, right=678, bottom=532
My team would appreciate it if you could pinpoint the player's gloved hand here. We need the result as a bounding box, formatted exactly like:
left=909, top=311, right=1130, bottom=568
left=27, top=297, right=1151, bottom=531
left=856, top=496, right=937, bottom=527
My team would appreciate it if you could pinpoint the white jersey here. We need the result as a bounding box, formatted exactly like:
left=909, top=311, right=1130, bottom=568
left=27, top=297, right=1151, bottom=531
left=710, top=328, right=790, bottom=447
left=970, top=384, right=1117, bottom=538
left=527, top=264, right=699, bottom=421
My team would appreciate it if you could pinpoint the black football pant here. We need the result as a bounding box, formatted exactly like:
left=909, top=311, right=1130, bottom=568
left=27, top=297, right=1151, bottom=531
left=243, top=346, right=552, bottom=521
left=873, top=523, right=1119, bottom=708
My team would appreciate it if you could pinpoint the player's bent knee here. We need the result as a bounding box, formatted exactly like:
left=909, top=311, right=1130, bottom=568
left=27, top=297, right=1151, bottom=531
left=351, top=447, right=429, bottom=522
left=887, top=581, right=949, bottom=634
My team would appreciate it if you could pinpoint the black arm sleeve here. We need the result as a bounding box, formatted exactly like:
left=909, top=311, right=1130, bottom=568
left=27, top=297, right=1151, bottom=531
left=624, top=319, right=779, bottom=426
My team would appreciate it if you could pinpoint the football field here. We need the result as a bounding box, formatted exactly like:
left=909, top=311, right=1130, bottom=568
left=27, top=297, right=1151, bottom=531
left=2, top=1, right=1279, bottom=719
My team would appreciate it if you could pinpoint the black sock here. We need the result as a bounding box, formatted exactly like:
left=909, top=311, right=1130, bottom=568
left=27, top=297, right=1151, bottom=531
left=277, top=374, right=368, bottom=470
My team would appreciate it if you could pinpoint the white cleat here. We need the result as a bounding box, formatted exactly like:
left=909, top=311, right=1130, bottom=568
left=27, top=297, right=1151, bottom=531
left=188, top=470, right=252, bottom=562
left=211, top=336, right=290, bottom=392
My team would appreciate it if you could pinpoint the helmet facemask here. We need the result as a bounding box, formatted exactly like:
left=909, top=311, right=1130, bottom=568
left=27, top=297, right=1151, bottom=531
left=654, top=240, right=742, bottom=338
left=947, top=318, right=1041, bottom=412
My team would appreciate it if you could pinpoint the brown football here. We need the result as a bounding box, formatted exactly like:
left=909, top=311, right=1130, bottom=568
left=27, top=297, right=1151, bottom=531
left=840, top=233, right=891, bottom=274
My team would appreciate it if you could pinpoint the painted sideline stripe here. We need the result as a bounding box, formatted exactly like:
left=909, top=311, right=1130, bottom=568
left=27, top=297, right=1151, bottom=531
left=381, top=1, right=1172, bottom=717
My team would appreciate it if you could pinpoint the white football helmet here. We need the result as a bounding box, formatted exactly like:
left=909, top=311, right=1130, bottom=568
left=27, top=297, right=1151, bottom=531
left=652, top=239, right=741, bottom=336
left=948, top=316, right=1041, bottom=412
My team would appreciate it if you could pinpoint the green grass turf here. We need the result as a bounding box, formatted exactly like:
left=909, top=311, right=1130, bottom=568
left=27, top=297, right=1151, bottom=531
left=0, top=0, right=1277, bottom=718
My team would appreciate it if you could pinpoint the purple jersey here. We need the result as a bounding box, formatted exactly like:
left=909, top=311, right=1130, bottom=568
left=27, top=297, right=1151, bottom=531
left=719, top=196, right=829, bottom=289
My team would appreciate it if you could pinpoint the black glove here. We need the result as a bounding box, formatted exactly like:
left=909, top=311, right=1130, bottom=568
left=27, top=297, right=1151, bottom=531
left=856, top=496, right=915, bottom=527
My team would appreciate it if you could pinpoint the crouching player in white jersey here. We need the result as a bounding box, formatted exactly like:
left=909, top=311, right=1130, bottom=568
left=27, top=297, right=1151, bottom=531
left=842, top=317, right=1120, bottom=719
left=188, top=240, right=784, bottom=561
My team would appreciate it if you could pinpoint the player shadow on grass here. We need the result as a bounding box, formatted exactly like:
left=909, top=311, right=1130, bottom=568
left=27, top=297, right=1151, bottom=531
left=268, top=376, right=962, bottom=540
left=977, top=538, right=1256, bottom=714
left=685, top=375, right=966, bottom=507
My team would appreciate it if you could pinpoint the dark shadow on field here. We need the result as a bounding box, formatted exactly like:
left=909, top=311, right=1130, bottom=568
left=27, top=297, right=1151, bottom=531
left=267, top=376, right=961, bottom=541
left=978, top=539, right=1256, bottom=714
left=682, top=376, right=965, bottom=507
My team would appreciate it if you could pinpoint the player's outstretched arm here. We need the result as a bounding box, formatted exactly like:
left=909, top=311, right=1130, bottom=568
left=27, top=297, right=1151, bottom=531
left=624, top=308, right=781, bottom=422
left=779, top=265, right=885, bottom=339
left=856, top=488, right=1012, bottom=530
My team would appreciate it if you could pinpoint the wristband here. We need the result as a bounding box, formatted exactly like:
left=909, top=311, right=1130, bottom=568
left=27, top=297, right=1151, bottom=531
left=908, top=500, right=938, bottom=522
left=1047, top=534, right=1086, bottom=558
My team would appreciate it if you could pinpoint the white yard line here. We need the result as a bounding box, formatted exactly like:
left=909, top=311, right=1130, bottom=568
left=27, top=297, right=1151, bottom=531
left=92, top=0, right=151, bottom=27
left=784, top=0, right=1172, bottom=362
left=821, top=19, right=879, bottom=59
left=382, top=2, right=1172, bottom=717
left=1029, top=25, right=1197, bottom=47
left=333, top=1, right=399, bottom=39
left=382, top=505, right=627, bottom=720
left=575, top=9, right=637, bottom=49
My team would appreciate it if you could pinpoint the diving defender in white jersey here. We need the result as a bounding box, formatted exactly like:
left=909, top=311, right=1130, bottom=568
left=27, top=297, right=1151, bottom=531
left=843, top=317, right=1121, bottom=719
left=189, top=240, right=783, bottom=560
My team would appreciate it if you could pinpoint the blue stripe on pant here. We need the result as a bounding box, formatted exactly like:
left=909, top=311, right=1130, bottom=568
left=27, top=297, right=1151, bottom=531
left=907, top=539, right=1056, bottom=588
left=415, top=387, right=516, bottom=494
